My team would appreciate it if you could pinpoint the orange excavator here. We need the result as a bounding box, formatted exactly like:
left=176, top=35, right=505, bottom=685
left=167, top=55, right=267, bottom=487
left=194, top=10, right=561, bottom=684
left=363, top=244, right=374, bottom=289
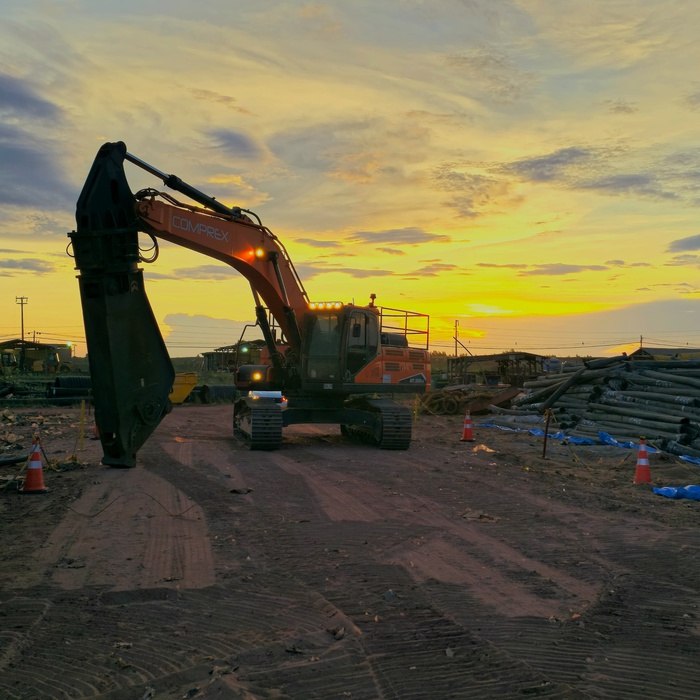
left=68, top=142, right=430, bottom=466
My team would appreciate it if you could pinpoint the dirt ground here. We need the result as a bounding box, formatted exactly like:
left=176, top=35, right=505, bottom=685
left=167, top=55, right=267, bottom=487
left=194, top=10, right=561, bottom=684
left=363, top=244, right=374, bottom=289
left=1, top=403, right=700, bottom=699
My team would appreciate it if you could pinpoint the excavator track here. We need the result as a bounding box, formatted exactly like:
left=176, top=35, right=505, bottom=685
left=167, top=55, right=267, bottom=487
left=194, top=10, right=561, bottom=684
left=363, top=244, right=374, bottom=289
left=375, top=402, right=413, bottom=449
left=233, top=399, right=283, bottom=451
left=341, top=399, right=412, bottom=450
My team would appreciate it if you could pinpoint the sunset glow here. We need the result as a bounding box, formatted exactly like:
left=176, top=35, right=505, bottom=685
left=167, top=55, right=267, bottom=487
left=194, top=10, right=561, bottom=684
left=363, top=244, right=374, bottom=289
left=1, top=1, right=699, bottom=358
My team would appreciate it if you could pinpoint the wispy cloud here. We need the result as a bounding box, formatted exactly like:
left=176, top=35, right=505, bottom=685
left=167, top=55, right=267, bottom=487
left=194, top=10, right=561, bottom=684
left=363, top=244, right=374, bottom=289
left=518, top=263, right=608, bottom=276
left=477, top=262, right=528, bottom=269
left=0, top=258, right=56, bottom=274
left=432, top=165, right=513, bottom=218
left=292, top=261, right=394, bottom=279
left=294, top=239, right=343, bottom=248
left=443, top=46, right=536, bottom=104
left=502, top=147, right=593, bottom=182
left=149, top=264, right=239, bottom=281
left=347, top=227, right=451, bottom=245
left=603, top=99, right=637, bottom=114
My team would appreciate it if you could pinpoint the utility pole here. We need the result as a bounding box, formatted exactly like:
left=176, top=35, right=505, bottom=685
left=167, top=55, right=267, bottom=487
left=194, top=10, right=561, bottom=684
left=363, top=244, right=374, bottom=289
left=454, top=320, right=459, bottom=357
left=15, top=296, right=27, bottom=341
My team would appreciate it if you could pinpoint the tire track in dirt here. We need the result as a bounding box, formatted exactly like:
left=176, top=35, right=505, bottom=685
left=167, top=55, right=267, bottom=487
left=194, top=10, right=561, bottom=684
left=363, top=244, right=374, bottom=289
left=5, top=409, right=700, bottom=698
left=34, top=455, right=213, bottom=591
left=238, top=437, right=700, bottom=699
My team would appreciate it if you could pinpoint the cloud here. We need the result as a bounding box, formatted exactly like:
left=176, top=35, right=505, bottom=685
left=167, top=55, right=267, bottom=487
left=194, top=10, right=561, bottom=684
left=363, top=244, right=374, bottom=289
left=443, top=46, right=536, bottom=104
left=518, top=263, right=608, bottom=276
left=291, top=261, right=393, bottom=280
left=0, top=258, right=56, bottom=274
left=0, top=74, right=61, bottom=120
left=497, top=143, right=698, bottom=204
left=407, top=262, right=461, bottom=277
left=432, top=164, right=514, bottom=218
left=268, top=123, right=341, bottom=172
left=147, top=264, right=239, bottom=281
left=191, top=88, right=252, bottom=114
left=502, top=147, right=592, bottom=182
left=603, top=99, right=637, bottom=114
left=206, top=128, right=262, bottom=160
left=0, top=124, right=73, bottom=209
left=294, top=238, right=343, bottom=248
left=665, top=254, right=700, bottom=267
left=667, top=234, right=700, bottom=252
left=682, top=86, right=700, bottom=112
left=477, top=262, right=528, bottom=269
left=579, top=173, right=676, bottom=200
left=347, top=227, right=451, bottom=245
left=605, top=259, right=652, bottom=268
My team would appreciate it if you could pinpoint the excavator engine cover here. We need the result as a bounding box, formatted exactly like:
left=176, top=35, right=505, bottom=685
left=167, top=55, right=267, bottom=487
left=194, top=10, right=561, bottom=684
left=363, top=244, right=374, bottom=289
left=69, top=142, right=175, bottom=467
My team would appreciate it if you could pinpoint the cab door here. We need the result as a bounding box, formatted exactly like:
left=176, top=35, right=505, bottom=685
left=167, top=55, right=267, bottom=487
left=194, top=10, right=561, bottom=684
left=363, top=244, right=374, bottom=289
left=345, top=310, right=379, bottom=377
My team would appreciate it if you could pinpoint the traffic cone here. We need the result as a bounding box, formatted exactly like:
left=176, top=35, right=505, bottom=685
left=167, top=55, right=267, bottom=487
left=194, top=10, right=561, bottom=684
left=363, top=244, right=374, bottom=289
left=21, top=437, right=47, bottom=494
left=460, top=410, right=475, bottom=442
left=633, top=438, right=652, bottom=485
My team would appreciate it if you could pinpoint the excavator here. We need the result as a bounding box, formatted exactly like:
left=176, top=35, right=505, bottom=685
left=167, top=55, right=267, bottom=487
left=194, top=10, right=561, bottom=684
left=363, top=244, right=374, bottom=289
left=68, top=141, right=430, bottom=467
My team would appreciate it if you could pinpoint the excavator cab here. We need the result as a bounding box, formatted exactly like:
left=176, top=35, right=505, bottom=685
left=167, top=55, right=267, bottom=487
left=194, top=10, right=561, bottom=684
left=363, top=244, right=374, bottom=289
left=302, top=311, right=344, bottom=382
left=301, top=306, right=380, bottom=386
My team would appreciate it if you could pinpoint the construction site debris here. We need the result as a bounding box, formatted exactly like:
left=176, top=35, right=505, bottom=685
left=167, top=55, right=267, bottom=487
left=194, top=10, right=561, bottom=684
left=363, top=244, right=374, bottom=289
left=419, top=385, right=520, bottom=415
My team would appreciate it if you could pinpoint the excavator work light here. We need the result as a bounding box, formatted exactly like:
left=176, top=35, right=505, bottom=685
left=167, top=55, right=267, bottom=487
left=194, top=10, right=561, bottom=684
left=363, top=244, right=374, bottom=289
left=309, top=301, right=343, bottom=310
left=252, top=371, right=263, bottom=381
left=255, top=247, right=265, bottom=258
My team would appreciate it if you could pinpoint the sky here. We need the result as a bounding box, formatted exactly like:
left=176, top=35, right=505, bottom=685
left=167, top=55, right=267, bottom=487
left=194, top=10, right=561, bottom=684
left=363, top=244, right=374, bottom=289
left=1, top=0, right=700, bottom=359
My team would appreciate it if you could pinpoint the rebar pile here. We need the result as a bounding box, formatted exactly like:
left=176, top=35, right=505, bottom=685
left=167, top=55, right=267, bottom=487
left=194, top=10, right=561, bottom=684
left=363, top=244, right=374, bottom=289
left=487, top=356, right=700, bottom=458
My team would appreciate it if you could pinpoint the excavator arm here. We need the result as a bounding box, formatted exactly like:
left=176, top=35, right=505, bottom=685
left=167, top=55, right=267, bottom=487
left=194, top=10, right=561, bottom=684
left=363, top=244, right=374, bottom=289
left=69, top=141, right=309, bottom=466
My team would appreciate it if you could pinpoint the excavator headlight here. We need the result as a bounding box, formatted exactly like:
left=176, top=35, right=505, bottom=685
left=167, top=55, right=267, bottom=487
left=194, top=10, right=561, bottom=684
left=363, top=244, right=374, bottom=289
left=252, top=371, right=263, bottom=381
left=255, top=247, right=265, bottom=258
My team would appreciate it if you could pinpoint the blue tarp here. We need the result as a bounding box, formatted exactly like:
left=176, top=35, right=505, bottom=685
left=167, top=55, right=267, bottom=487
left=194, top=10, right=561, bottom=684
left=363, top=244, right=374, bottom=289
left=479, top=423, right=654, bottom=450
left=478, top=422, right=700, bottom=500
left=653, top=485, right=700, bottom=500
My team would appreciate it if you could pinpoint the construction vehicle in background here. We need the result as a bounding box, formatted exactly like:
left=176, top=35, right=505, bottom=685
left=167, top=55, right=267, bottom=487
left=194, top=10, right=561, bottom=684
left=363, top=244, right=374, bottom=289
left=68, top=141, right=430, bottom=467
left=1, top=349, right=19, bottom=377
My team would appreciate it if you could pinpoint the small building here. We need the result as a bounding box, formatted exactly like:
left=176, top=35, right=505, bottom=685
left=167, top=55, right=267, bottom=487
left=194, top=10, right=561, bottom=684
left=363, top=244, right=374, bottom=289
left=629, top=347, right=700, bottom=361
left=448, top=351, right=548, bottom=386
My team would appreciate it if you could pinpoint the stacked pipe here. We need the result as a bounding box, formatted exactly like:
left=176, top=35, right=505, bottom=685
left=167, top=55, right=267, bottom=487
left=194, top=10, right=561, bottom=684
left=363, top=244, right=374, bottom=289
left=487, top=356, right=700, bottom=457
left=45, top=375, right=92, bottom=402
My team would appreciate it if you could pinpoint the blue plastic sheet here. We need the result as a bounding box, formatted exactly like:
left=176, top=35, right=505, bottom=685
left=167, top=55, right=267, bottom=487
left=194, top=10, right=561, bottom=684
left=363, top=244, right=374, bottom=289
left=478, top=423, right=700, bottom=471
left=653, top=485, right=700, bottom=501
left=597, top=432, right=659, bottom=453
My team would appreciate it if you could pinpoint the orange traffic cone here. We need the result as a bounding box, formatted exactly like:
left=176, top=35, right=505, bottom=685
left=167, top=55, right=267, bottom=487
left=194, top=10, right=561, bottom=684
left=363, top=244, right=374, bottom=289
left=21, top=436, right=47, bottom=494
left=460, top=410, right=475, bottom=442
left=633, top=438, right=652, bottom=484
